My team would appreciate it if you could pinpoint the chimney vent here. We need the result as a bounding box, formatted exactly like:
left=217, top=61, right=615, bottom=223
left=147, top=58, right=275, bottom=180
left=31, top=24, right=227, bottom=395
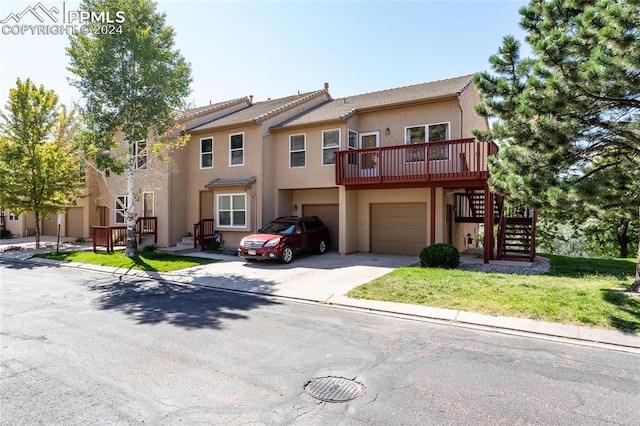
left=324, top=82, right=329, bottom=90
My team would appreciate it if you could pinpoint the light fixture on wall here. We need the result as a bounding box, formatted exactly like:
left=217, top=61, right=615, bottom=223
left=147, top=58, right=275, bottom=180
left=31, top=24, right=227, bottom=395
left=384, top=127, right=390, bottom=136
left=293, top=204, right=298, bottom=212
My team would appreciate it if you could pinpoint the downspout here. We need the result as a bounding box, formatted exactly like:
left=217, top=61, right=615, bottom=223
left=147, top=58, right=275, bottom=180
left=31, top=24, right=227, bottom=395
left=457, top=96, right=464, bottom=138
left=245, top=183, right=257, bottom=233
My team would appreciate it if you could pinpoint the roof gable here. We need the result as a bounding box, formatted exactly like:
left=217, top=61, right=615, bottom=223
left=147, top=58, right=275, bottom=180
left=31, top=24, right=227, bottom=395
left=189, top=88, right=330, bottom=132
left=274, top=74, right=475, bottom=129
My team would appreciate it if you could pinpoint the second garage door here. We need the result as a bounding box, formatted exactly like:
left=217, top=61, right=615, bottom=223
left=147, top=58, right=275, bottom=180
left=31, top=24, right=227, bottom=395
left=302, top=204, right=338, bottom=251
left=42, top=216, right=58, bottom=236
left=371, top=203, right=427, bottom=255
left=66, top=207, right=84, bottom=238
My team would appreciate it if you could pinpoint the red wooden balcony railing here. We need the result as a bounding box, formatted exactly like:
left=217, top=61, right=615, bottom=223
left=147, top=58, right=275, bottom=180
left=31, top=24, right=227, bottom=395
left=335, top=138, right=498, bottom=187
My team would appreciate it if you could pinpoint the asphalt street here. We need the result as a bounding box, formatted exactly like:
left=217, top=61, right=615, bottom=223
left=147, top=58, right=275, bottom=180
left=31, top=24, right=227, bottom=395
left=1, top=260, right=639, bottom=425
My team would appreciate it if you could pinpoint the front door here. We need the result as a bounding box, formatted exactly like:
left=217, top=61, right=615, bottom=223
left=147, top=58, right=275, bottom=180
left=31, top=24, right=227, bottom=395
left=359, top=131, right=379, bottom=177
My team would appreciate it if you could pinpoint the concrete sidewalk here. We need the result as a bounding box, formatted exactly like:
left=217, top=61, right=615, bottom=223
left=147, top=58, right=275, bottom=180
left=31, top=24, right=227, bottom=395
left=1, top=237, right=639, bottom=353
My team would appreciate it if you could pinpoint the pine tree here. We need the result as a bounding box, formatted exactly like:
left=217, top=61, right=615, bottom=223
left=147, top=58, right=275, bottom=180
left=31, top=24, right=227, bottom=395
left=474, top=0, right=640, bottom=291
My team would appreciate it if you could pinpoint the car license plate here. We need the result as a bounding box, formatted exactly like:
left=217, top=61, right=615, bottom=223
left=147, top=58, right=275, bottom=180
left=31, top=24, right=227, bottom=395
left=248, top=250, right=256, bottom=255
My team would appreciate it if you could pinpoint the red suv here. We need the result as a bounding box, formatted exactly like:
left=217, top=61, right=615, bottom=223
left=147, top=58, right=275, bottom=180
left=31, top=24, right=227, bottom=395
left=238, top=216, right=330, bottom=264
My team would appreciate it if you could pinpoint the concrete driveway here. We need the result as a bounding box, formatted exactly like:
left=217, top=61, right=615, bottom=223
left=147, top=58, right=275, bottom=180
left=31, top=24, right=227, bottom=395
left=158, top=251, right=419, bottom=302
left=1, top=237, right=417, bottom=302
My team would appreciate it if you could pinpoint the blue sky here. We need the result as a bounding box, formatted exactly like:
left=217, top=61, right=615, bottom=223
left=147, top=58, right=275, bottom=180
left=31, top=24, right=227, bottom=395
left=1, top=0, right=529, bottom=109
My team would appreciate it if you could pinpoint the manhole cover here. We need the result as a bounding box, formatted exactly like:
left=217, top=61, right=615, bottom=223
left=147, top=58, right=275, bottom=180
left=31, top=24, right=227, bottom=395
left=305, top=376, right=365, bottom=402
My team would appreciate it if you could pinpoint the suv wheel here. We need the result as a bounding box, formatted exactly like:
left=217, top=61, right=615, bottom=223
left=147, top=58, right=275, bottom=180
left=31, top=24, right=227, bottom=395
left=317, top=240, right=327, bottom=254
left=281, top=246, right=294, bottom=264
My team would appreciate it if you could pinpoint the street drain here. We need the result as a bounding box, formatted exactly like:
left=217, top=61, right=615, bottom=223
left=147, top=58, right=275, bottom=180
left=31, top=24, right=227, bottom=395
left=305, top=376, right=365, bottom=403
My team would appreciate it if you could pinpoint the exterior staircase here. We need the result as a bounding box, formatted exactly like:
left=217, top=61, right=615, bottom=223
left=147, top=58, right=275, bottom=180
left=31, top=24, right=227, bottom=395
left=496, top=204, right=537, bottom=262
left=455, top=191, right=536, bottom=262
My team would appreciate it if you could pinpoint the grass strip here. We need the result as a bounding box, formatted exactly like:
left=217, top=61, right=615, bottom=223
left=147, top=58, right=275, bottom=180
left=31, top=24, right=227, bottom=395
left=348, top=255, right=639, bottom=332
left=35, top=250, right=216, bottom=273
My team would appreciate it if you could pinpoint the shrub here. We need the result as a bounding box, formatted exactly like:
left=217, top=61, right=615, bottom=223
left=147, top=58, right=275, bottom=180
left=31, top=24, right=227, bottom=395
left=142, top=244, right=157, bottom=252
left=0, top=229, right=12, bottom=239
left=74, top=237, right=85, bottom=243
left=420, top=243, right=460, bottom=268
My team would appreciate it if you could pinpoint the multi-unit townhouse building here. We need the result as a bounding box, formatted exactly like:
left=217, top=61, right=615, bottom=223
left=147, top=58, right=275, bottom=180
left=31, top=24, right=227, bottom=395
left=5, top=74, right=536, bottom=262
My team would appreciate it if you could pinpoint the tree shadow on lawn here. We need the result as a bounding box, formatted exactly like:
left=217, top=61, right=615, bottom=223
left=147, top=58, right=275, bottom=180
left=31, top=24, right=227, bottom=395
left=544, top=254, right=636, bottom=279
left=600, top=288, right=640, bottom=334
left=88, top=276, right=280, bottom=330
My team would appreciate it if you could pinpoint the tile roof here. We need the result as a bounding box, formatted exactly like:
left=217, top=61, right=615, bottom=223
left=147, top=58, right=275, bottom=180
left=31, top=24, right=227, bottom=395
left=189, top=89, right=328, bottom=132
left=274, top=74, right=475, bottom=129
left=174, top=97, right=251, bottom=123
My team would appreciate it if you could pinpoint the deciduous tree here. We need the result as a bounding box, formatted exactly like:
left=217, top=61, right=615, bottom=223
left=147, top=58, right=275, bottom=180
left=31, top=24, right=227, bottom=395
left=0, top=79, right=84, bottom=248
left=67, top=0, right=192, bottom=256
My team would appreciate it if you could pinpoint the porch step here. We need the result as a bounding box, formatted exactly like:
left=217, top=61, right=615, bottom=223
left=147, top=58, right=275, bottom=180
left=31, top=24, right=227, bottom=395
left=157, top=246, right=196, bottom=254
left=177, top=236, right=194, bottom=249
left=157, top=236, right=196, bottom=254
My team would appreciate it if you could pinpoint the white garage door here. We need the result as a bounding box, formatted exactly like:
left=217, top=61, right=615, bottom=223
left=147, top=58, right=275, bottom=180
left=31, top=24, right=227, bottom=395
left=371, top=203, right=427, bottom=255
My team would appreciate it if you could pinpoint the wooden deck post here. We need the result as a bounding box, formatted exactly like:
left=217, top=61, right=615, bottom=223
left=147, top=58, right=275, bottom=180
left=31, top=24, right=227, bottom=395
left=483, top=185, right=494, bottom=264
left=430, top=187, right=437, bottom=245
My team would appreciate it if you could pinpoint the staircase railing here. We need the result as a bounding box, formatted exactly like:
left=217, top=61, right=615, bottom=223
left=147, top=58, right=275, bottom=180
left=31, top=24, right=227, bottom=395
left=495, top=195, right=507, bottom=260
left=136, top=216, right=157, bottom=244
left=194, top=218, right=216, bottom=250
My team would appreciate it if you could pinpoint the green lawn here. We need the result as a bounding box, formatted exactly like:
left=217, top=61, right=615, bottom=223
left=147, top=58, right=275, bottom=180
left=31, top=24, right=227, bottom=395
left=35, top=250, right=216, bottom=272
left=348, top=254, right=639, bottom=332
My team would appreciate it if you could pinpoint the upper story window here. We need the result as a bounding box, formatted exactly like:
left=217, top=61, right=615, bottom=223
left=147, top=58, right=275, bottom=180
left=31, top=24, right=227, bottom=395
left=217, top=193, right=246, bottom=228
left=405, top=123, right=450, bottom=161
left=131, top=139, right=147, bottom=170
left=348, top=130, right=358, bottom=150
left=229, top=133, right=244, bottom=166
left=289, top=134, right=306, bottom=168
left=322, top=129, right=340, bottom=165
left=115, top=195, right=129, bottom=224
left=347, top=129, right=358, bottom=165
left=200, top=137, right=213, bottom=169
left=9, top=212, right=19, bottom=221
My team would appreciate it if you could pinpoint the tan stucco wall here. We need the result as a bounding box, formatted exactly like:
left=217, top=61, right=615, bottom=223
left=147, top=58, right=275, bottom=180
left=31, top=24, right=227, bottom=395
left=185, top=125, right=263, bottom=236
left=168, top=145, right=188, bottom=245
left=458, top=83, right=489, bottom=136
left=95, top=128, right=173, bottom=247
left=273, top=123, right=345, bottom=190
left=351, top=99, right=463, bottom=143
left=339, top=186, right=359, bottom=254
left=2, top=212, right=24, bottom=237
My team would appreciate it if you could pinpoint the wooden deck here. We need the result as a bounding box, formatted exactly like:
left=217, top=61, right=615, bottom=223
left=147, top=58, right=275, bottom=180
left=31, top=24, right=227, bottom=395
left=335, top=138, right=498, bottom=189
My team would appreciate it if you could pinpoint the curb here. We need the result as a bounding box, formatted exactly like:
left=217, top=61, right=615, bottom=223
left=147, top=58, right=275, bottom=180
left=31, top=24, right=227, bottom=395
left=4, top=255, right=640, bottom=353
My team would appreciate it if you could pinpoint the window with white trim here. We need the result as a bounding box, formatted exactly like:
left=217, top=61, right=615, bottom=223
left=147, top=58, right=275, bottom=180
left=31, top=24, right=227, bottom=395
left=115, top=195, right=129, bottom=224
left=229, top=133, right=244, bottom=166
left=217, top=193, right=246, bottom=227
left=322, top=129, right=340, bottom=165
left=347, top=129, right=358, bottom=165
left=289, top=134, right=306, bottom=168
left=404, top=123, right=450, bottom=161
left=131, top=140, right=147, bottom=170
left=9, top=212, right=19, bottom=221
left=200, top=137, right=213, bottom=169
